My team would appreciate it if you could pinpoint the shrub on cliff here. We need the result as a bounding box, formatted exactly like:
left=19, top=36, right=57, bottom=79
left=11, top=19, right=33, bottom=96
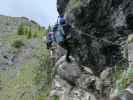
left=115, top=66, right=133, bottom=95
left=17, top=23, right=45, bottom=39
left=12, top=39, right=24, bottom=48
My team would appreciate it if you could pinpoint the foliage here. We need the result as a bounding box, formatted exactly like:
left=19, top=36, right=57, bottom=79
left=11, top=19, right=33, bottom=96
left=69, top=0, right=81, bottom=9
left=115, top=65, right=133, bottom=95
left=17, top=23, right=46, bottom=39
left=12, top=39, right=24, bottom=48
left=129, top=37, right=133, bottom=43
left=0, top=35, right=54, bottom=100
left=0, top=21, right=54, bottom=100
left=33, top=45, right=55, bottom=100
left=0, top=63, right=37, bottom=100
left=53, top=96, right=60, bottom=100
left=46, top=25, right=52, bottom=37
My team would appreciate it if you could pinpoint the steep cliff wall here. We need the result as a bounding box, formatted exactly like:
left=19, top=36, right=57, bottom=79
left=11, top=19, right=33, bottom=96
left=51, top=0, right=133, bottom=100
left=58, top=0, right=133, bottom=73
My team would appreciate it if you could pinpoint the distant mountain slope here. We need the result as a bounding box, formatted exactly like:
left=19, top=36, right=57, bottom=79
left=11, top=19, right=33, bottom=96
left=0, top=15, right=53, bottom=100
left=0, top=15, right=43, bottom=36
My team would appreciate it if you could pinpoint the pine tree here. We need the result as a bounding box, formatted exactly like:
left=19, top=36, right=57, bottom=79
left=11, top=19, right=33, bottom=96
left=18, top=24, right=24, bottom=35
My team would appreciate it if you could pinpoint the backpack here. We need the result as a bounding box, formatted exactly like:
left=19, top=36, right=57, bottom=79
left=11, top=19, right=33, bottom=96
left=52, top=16, right=66, bottom=45
left=54, top=24, right=65, bottom=44
left=47, top=32, right=54, bottom=43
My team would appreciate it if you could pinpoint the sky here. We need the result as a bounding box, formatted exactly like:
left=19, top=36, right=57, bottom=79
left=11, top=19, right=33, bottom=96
left=0, top=0, right=58, bottom=27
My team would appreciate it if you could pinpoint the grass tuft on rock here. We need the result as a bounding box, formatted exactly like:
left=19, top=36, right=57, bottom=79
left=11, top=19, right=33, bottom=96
left=12, top=39, right=24, bottom=48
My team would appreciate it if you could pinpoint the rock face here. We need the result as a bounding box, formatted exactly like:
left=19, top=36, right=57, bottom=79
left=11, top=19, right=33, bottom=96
left=128, top=42, right=133, bottom=67
left=57, top=0, right=133, bottom=74
left=51, top=53, right=114, bottom=100
left=51, top=0, right=133, bottom=100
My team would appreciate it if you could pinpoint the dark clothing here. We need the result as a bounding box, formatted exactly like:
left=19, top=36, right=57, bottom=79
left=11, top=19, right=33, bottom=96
left=47, top=42, right=52, bottom=49
left=47, top=32, right=54, bottom=49
left=62, top=24, right=71, bottom=37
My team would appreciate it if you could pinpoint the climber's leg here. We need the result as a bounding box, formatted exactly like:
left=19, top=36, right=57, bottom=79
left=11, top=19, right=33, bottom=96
left=66, top=49, right=71, bottom=62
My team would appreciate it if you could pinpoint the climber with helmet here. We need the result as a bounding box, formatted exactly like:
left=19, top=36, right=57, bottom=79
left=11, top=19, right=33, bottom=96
left=46, top=31, right=54, bottom=49
left=53, top=16, right=71, bottom=62
left=46, top=30, right=57, bottom=59
left=46, top=16, right=71, bottom=62
left=46, top=16, right=66, bottom=49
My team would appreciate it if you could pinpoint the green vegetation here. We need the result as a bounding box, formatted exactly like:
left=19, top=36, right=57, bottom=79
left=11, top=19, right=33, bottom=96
left=46, top=25, right=52, bottom=33
left=53, top=96, right=60, bottom=100
left=0, top=23, right=55, bottom=100
left=129, top=37, right=133, bottom=43
left=0, top=38, right=55, bottom=100
left=115, top=64, right=133, bottom=95
left=12, top=39, right=24, bottom=48
left=33, top=45, right=54, bottom=100
left=69, top=0, right=81, bottom=9
left=17, top=23, right=46, bottom=39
